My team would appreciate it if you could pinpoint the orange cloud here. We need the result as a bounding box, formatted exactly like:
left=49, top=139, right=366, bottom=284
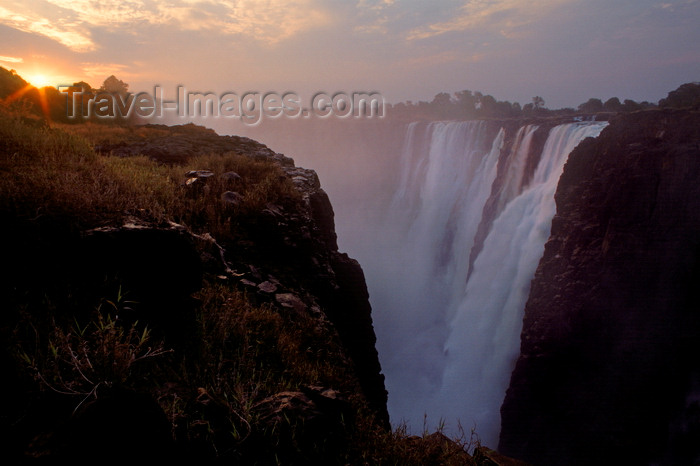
left=0, top=4, right=94, bottom=51
left=0, top=55, right=24, bottom=63
left=406, top=0, right=572, bottom=41
left=0, top=0, right=332, bottom=52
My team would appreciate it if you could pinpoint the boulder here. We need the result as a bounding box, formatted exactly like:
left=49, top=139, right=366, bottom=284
left=221, top=190, right=243, bottom=207
left=257, top=280, right=278, bottom=294
left=275, top=293, right=307, bottom=313
left=249, top=386, right=352, bottom=464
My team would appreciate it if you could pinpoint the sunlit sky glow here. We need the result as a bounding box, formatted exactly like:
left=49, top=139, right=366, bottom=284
left=1, top=0, right=699, bottom=108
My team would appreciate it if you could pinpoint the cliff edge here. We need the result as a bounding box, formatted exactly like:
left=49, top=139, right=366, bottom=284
left=499, top=108, right=700, bottom=465
left=0, top=116, right=388, bottom=464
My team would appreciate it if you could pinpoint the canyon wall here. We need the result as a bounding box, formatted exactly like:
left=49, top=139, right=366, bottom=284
left=499, top=109, right=700, bottom=465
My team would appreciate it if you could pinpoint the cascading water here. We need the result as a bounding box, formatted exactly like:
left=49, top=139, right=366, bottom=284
left=367, top=120, right=608, bottom=446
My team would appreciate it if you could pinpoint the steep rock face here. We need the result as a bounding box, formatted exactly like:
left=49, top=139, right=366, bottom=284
left=98, top=124, right=390, bottom=424
left=0, top=122, right=389, bottom=462
left=499, top=109, right=700, bottom=465
left=234, top=163, right=390, bottom=425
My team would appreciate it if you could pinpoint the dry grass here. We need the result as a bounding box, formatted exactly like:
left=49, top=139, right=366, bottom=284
left=2, top=106, right=478, bottom=463
left=56, top=121, right=174, bottom=146
left=0, top=107, right=300, bottom=233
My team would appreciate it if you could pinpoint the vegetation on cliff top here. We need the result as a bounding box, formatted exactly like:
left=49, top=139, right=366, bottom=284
left=0, top=80, right=487, bottom=463
left=9, top=68, right=695, bottom=464
left=387, top=82, right=699, bottom=122
left=3, top=64, right=697, bottom=127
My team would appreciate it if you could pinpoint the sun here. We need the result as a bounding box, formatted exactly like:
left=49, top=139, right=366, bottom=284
left=29, top=74, right=53, bottom=88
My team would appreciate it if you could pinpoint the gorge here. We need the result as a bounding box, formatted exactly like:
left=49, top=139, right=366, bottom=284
left=372, top=119, right=608, bottom=446
left=235, top=105, right=700, bottom=464
left=5, top=70, right=698, bottom=463
left=235, top=116, right=609, bottom=442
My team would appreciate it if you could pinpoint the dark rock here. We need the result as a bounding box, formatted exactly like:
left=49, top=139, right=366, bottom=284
left=214, top=151, right=389, bottom=426
left=402, top=432, right=475, bottom=465
left=499, top=109, right=700, bottom=465
left=248, top=264, right=263, bottom=280
left=283, top=166, right=321, bottom=189
left=185, top=169, right=214, bottom=178
left=257, top=280, right=278, bottom=294
left=80, top=220, right=203, bottom=349
left=185, top=169, right=215, bottom=191
left=275, top=293, right=308, bottom=313
left=323, top=252, right=388, bottom=427
left=262, top=202, right=284, bottom=217
left=222, top=171, right=241, bottom=181
left=239, top=278, right=258, bottom=288
left=189, top=229, right=234, bottom=275
left=62, top=388, right=175, bottom=463
left=253, top=386, right=349, bottom=426
left=249, top=386, right=352, bottom=465
left=2, top=119, right=390, bottom=462
left=473, top=446, right=533, bottom=466
left=221, top=190, right=243, bottom=207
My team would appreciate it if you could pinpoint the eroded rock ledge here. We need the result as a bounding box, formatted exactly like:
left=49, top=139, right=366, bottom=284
left=94, top=123, right=389, bottom=425
left=499, top=109, right=700, bottom=465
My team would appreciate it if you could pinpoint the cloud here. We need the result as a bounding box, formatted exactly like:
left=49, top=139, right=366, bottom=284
left=0, top=55, right=24, bottom=63
left=398, top=50, right=485, bottom=68
left=0, top=0, right=332, bottom=52
left=80, top=62, right=135, bottom=81
left=0, top=4, right=94, bottom=52
left=405, top=0, right=572, bottom=40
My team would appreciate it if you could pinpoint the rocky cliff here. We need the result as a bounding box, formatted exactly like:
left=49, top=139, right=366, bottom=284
left=95, top=124, right=390, bottom=425
left=499, top=109, right=700, bottom=465
left=0, top=118, right=389, bottom=463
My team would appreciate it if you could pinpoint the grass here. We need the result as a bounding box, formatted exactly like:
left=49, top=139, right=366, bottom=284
left=0, top=105, right=301, bottom=233
left=1, top=104, right=479, bottom=464
left=57, top=121, right=175, bottom=146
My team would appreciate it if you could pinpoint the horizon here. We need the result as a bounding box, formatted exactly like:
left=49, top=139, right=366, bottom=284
left=1, top=1, right=698, bottom=111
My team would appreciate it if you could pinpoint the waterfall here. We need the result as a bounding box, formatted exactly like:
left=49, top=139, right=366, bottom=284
left=369, top=120, right=608, bottom=445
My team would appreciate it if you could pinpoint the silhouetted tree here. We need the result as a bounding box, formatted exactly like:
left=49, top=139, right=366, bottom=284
left=603, top=97, right=623, bottom=112
left=476, top=93, right=498, bottom=117
left=532, top=96, right=545, bottom=109
left=659, top=82, right=700, bottom=109
left=65, top=81, right=94, bottom=94
left=430, top=92, right=453, bottom=118
left=55, top=81, right=95, bottom=121
left=454, top=90, right=478, bottom=118
left=101, top=75, right=129, bottom=96
left=431, top=92, right=451, bottom=107
left=622, top=99, right=642, bottom=112
left=0, top=66, right=30, bottom=99
left=578, top=98, right=604, bottom=113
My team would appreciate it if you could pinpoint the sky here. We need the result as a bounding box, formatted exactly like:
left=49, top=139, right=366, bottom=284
left=1, top=0, right=699, bottom=110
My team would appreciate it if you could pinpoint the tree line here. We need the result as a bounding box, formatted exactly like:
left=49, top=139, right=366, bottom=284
left=386, top=82, right=700, bottom=121
left=1, top=65, right=698, bottom=125
left=0, top=67, right=131, bottom=124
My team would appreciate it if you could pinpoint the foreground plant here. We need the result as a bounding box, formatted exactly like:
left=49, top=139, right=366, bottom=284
left=20, top=294, right=171, bottom=413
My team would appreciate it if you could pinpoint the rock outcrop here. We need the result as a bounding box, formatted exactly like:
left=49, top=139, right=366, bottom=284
left=222, top=162, right=390, bottom=426
left=1, top=121, right=389, bottom=462
left=499, top=109, right=700, bottom=465
left=95, top=123, right=294, bottom=166
left=98, top=123, right=389, bottom=425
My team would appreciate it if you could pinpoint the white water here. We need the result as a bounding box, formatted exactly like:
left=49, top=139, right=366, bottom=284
left=368, top=120, right=607, bottom=444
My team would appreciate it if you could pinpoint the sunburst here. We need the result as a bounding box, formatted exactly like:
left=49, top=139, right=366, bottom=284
left=28, top=74, right=53, bottom=89
left=5, top=73, right=57, bottom=124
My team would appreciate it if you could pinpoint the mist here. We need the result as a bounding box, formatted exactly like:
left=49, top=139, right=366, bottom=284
left=179, top=114, right=602, bottom=448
